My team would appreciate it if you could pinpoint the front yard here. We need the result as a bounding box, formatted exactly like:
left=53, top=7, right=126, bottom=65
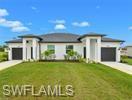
left=121, top=57, right=132, bottom=65
left=0, top=52, right=8, bottom=62
left=0, top=62, right=132, bottom=100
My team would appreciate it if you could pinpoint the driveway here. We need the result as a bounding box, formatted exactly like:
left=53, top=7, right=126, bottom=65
left=0, top=60, right=22, bottom=71
left=101, top=62, right=132, bottom=75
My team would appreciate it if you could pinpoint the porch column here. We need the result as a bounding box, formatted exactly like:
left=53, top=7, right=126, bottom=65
left=116, top=46, right=120, bottom=62
left=8, top=47, right=12, bottom=60
left=23, top=39, right=27, bottom=61
left=97, top=38, right=101, bottom=62
left=33, top=39, right=37, bottom=60
left=86, top=38, right=90, bottom=63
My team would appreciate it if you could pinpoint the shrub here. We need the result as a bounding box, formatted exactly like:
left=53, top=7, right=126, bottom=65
left=121, top=55, right=128, bottom=59
left=0, top=52, right=8, bottom=62
left=64, top=50, right=82, bottom=61
left=42, top=50, right=56, bottom=60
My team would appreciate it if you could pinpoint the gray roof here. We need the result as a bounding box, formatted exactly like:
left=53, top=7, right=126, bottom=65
left=101, top=37, right=125, bottom=42
left=18, top=34, right=42, bottom=39
left=78, top=32, right=106, bottom=40
left=6, top=33, right=124, bottom=43
left=6, top=39, right=22, bottom=43
left=39, top=33, right=80, bottom=43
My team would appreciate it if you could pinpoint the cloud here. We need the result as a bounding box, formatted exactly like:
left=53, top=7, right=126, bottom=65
left=54, top=24, right=66, bottom=30
left=0, top=9, right=8, bottom=17
left=49, top=20, right=66, bottom=24
left=11, top=26, right=29, bottom=32
left=72, top=21, right=90, bottom=27
left=128, top=26, right=132, bottom=30
left=0, top=8, right=29, bottom=32
left=49, top=19, right=66, bottom=30
left=31, top=6, right=39, bottom=12
left=0, top=19, right=22, bottom=27
left=31, top=6, right=37, bottom=10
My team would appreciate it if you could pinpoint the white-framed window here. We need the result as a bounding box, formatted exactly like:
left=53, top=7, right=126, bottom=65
left=66, top=45, right=73, bottom=54
left=47, top=45, right=55, bottom=54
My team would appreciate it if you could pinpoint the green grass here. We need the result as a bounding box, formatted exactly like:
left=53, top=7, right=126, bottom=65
left=0, top=62, right=132, bottom=100
left=121, top=57, right=132, bottom=65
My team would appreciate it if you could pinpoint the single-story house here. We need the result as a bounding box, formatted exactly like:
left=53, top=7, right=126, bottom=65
left=125, top=45, right=132, bottom=57
left=120, top=47, right=127, bottom=56
left=6, top=32, right=124, bottom=62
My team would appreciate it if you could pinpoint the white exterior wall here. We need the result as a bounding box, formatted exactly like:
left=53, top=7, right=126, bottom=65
left=126, top=47, right=132, bottom=57
left=26, top=43, right=32, bottom=60
left=40, top=43, right=83, bottom=60
left=32, top=38, right=40, bottom=60
left=22, top=38, right=40, bottom=61
left=101, top=42, right=121, bottom=62
left=84, top=36, right=101, bottom=62
left=7, top=41, right=121, bottom=62
left=90, top=39, right=96, bottom=61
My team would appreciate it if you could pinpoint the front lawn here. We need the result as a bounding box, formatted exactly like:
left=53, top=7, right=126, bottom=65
left=0, top=62, right=132, bottom=100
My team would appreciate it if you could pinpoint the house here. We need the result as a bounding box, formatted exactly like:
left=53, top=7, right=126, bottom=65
left=125, top=45, right=132, bottom=57
left=120, top=47, right=127, bottom=56
left=6, top=32, right=124, bottom=62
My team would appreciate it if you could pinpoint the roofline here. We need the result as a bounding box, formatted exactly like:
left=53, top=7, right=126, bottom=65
left=18, top=35, right=42, bottom=40
left=5, top=41, right=81, bottom=43
left=39, top=41, right=81, bottom=43
left=5, top=32, right=125, bottom=43
left=5, top=41, right=22, bottom=43
left=101, top=40, right=125, bottom=42
left=78, top=34, right=106, bottom=40
left=6, top=40, right=124, bottom=43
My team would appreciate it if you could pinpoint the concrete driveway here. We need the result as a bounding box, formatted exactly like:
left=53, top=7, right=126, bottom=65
left=0, top=60, right=22, bottom=71
left=101, top=62, right=132, bottom=75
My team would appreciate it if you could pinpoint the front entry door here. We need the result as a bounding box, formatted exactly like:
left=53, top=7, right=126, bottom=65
left=84, top=47, right=86, bottom=58
left=31, top=47, right=33, bottom=59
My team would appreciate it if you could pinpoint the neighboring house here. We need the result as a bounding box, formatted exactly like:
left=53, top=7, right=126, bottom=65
left=6, top=32, right=124, bottom=62
left=125, top=46, right=132, bottom=57
left=120, top=47, right=127, bottom=56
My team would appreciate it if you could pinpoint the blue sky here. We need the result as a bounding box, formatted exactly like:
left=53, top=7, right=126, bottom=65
left=0, top=0, right=132, bottom=45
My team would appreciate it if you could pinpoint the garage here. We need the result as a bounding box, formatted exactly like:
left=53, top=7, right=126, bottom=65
left=101, top=48, right=116, bottom=61
left=12, top=48, right=23, bottom=60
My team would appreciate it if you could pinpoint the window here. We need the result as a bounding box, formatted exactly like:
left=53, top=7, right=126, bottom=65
left=47, top=45, right=55, bottom=54
left=66, top=45, right=73, bottom=53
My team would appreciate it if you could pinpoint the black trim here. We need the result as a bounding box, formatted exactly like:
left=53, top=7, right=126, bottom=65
left=83, top=47, right=86, bottom=58
left=31, top=47, right=33, bottom=59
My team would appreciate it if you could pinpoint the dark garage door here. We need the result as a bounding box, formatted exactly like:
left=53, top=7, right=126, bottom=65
left=101, top=48, right=116, bottom=61
left=12, top=48, right=23, bottom=60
